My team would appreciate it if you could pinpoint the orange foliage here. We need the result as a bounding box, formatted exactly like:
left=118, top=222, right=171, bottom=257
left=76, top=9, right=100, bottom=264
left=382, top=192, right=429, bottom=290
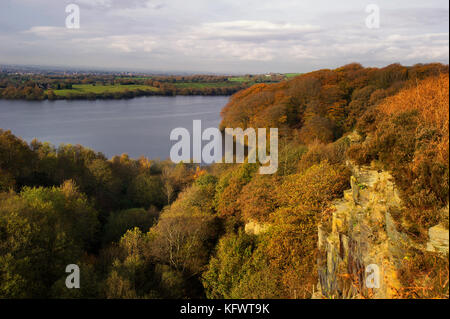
left=194, top=166, right=207, bottom=179
left=348, top=73, right=449, bottom=230
left=220, top=63, right=448, bottom=146
left=237, top=175, right=279, bottom=223
left=378, top=74, right=449, bottom=164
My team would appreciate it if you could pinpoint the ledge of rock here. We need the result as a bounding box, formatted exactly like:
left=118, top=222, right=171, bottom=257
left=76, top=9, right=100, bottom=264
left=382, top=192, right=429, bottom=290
left=427, top=223, right=449, bottom=254
left=315, top=161, right=448, bottom=299
left=245, top=220, right=271, bottom=235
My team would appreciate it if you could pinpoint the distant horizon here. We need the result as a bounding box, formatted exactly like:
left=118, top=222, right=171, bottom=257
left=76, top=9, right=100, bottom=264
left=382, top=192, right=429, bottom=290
left=1, top=61, right=293, bottom=75
left=2, top=61, right=449, bottom=77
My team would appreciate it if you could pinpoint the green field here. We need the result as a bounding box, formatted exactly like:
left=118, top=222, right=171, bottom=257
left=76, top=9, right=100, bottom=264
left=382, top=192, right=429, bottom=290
left=50, top=84, right=158, bottom=96
left=285, top=73, right=303, bottom=78
left=47, top=77, right=298, bottom=97
left=228, top=77, right=248, bottom=83
left=230, top=74, right=303, bottom=82
left=172, top=82, right=239, bottom=88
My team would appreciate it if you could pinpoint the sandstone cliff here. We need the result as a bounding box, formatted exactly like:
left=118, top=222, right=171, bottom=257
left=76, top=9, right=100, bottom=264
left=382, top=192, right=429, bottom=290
left=315, top=161, right=449, bottom=299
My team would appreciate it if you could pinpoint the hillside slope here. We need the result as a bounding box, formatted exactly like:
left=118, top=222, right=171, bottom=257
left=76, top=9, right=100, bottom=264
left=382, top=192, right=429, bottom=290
left=0, top=64, right=448, bottom=299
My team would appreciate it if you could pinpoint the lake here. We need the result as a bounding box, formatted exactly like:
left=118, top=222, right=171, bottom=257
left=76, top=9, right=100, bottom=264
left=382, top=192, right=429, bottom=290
left=0, top=96, right=229, bottom=160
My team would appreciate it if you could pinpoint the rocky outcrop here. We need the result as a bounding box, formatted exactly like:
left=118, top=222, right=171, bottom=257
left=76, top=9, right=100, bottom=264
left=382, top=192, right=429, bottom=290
left=245, top=219, right=270, bottom=235
left=427, top=223, right=449, bottom=254
left=314, top=161, right=449, bottom=299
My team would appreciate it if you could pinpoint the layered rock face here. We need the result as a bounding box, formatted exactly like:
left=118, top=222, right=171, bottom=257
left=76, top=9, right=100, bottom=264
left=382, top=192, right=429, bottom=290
left=245, top=219, right=270, bottom=235
left=427, top=216, right=449, bottom=254
left=315, top=162, right=449, bottom=299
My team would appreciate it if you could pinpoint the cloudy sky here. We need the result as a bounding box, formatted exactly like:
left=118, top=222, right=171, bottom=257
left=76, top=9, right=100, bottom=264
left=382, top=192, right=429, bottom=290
left=0, top=0, right=448, bottom=73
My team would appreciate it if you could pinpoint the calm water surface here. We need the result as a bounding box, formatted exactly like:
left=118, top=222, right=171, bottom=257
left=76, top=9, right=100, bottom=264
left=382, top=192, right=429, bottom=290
left=0, top=96, right=229, bottom=160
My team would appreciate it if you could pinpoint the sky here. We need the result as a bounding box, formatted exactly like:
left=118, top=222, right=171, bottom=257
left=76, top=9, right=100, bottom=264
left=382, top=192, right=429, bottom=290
left=0, top=0, right=448, bottom=74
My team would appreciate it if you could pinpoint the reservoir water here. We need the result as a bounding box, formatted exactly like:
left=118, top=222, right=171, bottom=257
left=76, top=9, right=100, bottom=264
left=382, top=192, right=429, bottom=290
left=0, top=96, right=229, bottom=160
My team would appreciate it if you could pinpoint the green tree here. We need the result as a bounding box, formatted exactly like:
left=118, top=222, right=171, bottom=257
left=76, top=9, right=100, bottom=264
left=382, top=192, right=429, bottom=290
left=0, top=181, right=99, bottom=298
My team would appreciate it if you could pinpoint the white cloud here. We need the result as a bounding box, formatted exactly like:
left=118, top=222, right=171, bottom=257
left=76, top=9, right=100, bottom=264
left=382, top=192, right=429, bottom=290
left=76, top=0, right=113, bottom=7
left=106, top=35, right=158, bottom=53
left=23, top=26, right=91, bottom=38
left=199, top=20, right=320, bottom=40
left=1, top=0, right=448, bottom=73
left=76, top=0, right=155, bottom=9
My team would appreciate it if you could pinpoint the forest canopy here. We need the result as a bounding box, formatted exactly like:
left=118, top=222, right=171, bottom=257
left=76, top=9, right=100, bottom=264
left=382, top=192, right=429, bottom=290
left=0, top=62, right=448, bottom=299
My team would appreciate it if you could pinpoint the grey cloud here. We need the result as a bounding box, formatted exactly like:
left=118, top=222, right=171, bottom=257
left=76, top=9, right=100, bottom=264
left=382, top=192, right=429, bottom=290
left=76, top=0, right=162, bottom=9
left=0, top=0, right=448, bottom=73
